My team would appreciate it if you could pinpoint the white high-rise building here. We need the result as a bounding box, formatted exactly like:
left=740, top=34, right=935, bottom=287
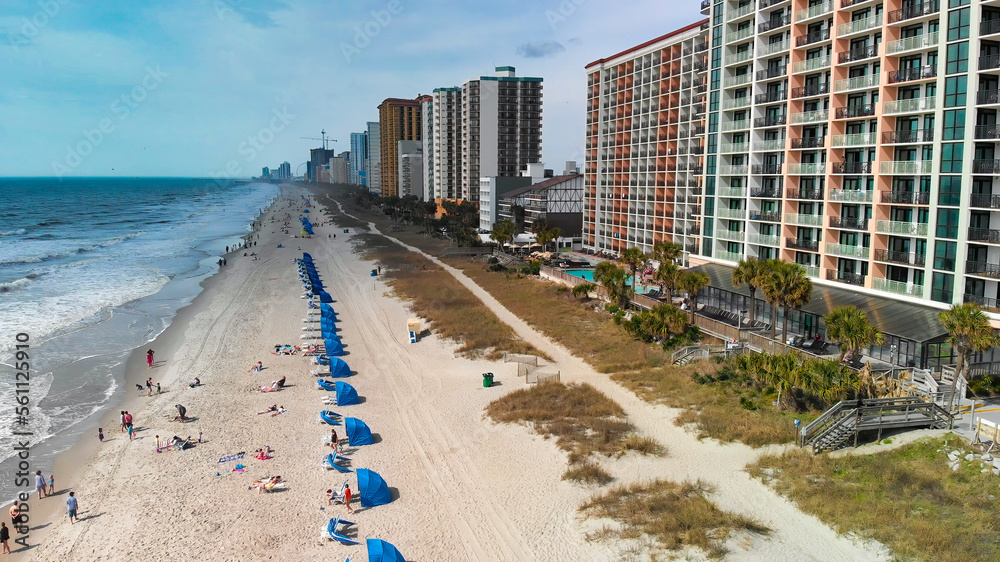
left=420, top=95, right=434, bottom=201
left=431, top=87, right=463, bottom=201
left=366, top=121, right=381, bottom=195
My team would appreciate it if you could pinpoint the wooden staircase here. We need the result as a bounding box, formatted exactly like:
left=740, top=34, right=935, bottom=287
left=800, top=397, right=952, bottom=453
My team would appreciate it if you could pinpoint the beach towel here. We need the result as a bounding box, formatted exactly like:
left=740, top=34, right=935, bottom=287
left=219, top=452, right=246, bottom=463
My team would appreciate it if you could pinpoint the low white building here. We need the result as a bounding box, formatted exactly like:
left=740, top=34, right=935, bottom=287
left=398, top=140, right=423, bottom=199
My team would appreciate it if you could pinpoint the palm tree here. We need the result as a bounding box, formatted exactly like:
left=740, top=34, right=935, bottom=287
left=642, top=304, right=689, bottom=341
left=824, top=305, right=885, bottom=362
left=546, top=226, right=562, bottom=252
left=653, top=260, right=681, bottom=302
left=572, top=282, right=597, bottom=300
left=761, top=261, right=813, bottom=343
left=731, top=258, right=767, bottom=326
left=620, top=247, right=647, bottom=295
left=678, top=271, right=711, bottom=323
left=939, top=303, right=1000, bottom=415
left=490, top=219, right=516, bottom=248
left=652, top=241, right=683, bottom=264
left=594, top=262, right=633, bottom=308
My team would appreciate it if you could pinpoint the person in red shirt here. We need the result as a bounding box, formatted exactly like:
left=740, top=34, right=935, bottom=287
left=343, top=484, right=354, bottom=514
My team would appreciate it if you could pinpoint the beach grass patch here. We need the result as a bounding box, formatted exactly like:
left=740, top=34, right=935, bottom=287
left=581, top=479, right=769, bottom=557
left=487, top=381, right=664, bottom=481
left=749, top=435, right=1000, bottom=562
left=562, top=461, right=613, bottom=485
left=349, top=232, right=541, bottom=359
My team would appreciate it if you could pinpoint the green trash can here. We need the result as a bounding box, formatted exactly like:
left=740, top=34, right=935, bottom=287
left=482, top=372, right=494, bottom=388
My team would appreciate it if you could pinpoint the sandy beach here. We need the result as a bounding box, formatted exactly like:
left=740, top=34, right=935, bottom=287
left=17, top=185, right=888, bottom=561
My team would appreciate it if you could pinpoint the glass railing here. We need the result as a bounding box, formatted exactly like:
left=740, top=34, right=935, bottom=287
left=725, top=51, right=753, bottom=66
left=831, top=132, right=877, bottom=147
left=883, top=96, right=936, bottom=115
left=721, top=142, right=750, bottom=153
left=785, top=213, right=824, bottom=226
left=792, top=56, right=832, bottom=74
left=718, top=186, right=748, bottom=197
left=723, top=97, right=752, bottom=110
left=872, top=278, right=924, bottom=297
left=716, top=207, right=747, bottom=219
left=757, top=138, right=786, bottom=151
left=716, top=229, right=745, bottom=242
left=787, top=162, right=827, bottom=174
left=790, top=110, right=829, bottom=124
left=721, top=119, right=750, bottom=131
left=837, top=13, right=883, bottom=36
left=723, top=74, right=752, bottom=88
left=829, top=189, right=874, bottom=202
left=802, top=265, right=820, bottom=278
left=726, top=27, right=755, bottom=43
left=748, top=234, right=781, bottom=246
left=714, top=248, right=743, bottom=262
left=885, top=31, right=939, bottom=55
left=759, top=41, right=789, bottom=56
left=876, top=220, right=929, bottom=236
left=834, top=74, right=879, bottom=92
left=718, top=165, right=749, bottom=176
left=727, top=3, right=757, bottom=21
left=827, top=243, right=871, bottom=258
left=880, top=160, right=933, bottom=174
left=795, top=0, right=834, bottom=21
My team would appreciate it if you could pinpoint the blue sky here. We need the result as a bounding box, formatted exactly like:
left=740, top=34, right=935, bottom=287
left=1, top=0, right=700, bottom=178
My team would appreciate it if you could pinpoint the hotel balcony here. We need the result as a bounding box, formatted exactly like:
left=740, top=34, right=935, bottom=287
left=758, top=14, right=792, bottom=33
left=879, top=160, right=933, bottom=175
left=719, top=164, right=749, bottom=175
left=726, top=28, right=755, bottom=44
left=758, top=40, right=789, bottom=57
left=835, top=104, right=876, bottom=119
left=786, top=188, right=824, bottom=200
left=791, top=83, right=830, bottom=99
left=791, top=56, right=831, bottom=75
left=838, top=45, right=879, bottom=64
left=887, top=0, right=941, bottom=25
left=716, top=228, right=745, bottom=241
left=889, top=65, right=937, bottom=84
left=700, top=0, right=710, bottom=14
left=789, top=110, right=828, bottom=124
left=834, top=74, right=879, bottom=93
left=981, top=19, right=1000, bottom=38
left=885, top=31, right=940, bottom=56
left=756, top=138, right=787, bottom=151
left=714, top=248, right=743, bottom=262
left=974, top=125, right=1000, bottom=140
left=831, top=132, right=877, bottom=147
left=786, top=237, right=820, bottom=251
left=723, top=74, right=752, bottom=88
left=796, top=28, right=831, bottom=47
left=842, top=0, right=877, bottom=6
left=880, top=190, right=931, bottom=205
left=826, top=269, right=866, bottom=286
left=831, top=161, right=872, bottom=175
left=716, top=207, right=746, bottom=219
left=787, top=162, right=827, bottom=175
left=757, top=66, right=788, bottom=81
left=969, top=227, right=1000, bottom=244
left=795, top=0, right=833, bottom=22
left=829, top=216, right=868, bottom=230
left=971, top=193, right=1000, bottom=208
left=966, top=261, right=1000, bottom=279
left=727, top=3, right=757, bottom=22
left=827, top=243, right=871, bottom=259
left=749, top=211, right=782, bottom=222
left=791, top=136, right=826, bottom=149
left=748, top=233, right=781, bottom=246
left=725, top=51, right=753, bottom=67
left=872, top=278, right=924, bottom=297
left=721, top=141, right=750, bottom=153
left=874, top=249, right=926, bottom=266
left=876, top=220, right=929, bottom=237
left=751, top=187, right=780, bottom=198
left=965, top=294, right=1000, bottom=313
left=883, top=96, right=936, bottom=115
left=721, top=119, right=751, bottom=132
left=751, top=164, right=783, bottom=175
left=978, top=89, right=1000, bottom=106
left=881, top=129, right=934, bottom=144
left=785, top=213, right=824, bottom=227
left=837, top=14, right=883, bottom=38
left=829, top=189, right=873, bottom=203
left=973, top=160, right=1000, bottom=174
left=718, top=186, right=747, bottom=198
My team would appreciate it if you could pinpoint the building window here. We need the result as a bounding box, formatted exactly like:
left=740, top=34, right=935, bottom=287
left=939, top=176, right=962, bottom=206
left=948, top=0, right=968, bottom=7
left=947, top=8, right=970, bottom=41
left=940, top=142, right=963, bottom=173
left=936, top=208, right=959, bottom=239
left=944, top=76, right=966, bottom=107
left=942, top=110, right=965, bottom=140
left=945, top=44, right=968, bottom=75
left=931, top=272, right=954, bottom=304
left=934, top=241, right=956, bottom=271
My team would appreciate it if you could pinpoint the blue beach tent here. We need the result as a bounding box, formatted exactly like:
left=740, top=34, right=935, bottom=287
left=325, top=338, right=344, bottom=357
left=318, top=291, right=333, bottom=303
left=345, top=417, right=373, bottom=446
left=320, top=303, right=338, bottom=319
left=357, top=469, right=392, bottom=508
left=335, top=381, right=359, bottom=406
left=366, top=539, right=405, bottom=562
left=328, top=357, right=351, bottom=378
left=319, top=410, right=341, bottom=425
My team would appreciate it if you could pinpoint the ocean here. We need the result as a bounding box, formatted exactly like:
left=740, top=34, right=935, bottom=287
left=0, top=178, right=279, bottom=502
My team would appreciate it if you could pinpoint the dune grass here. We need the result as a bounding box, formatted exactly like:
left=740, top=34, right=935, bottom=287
left=486, top=381, right=665, bottom=483
left=349, top=232, right=541, bottom=360
left=581, top=479, right=770, bottom=557
left=749, top=434, right=1000, bottom=562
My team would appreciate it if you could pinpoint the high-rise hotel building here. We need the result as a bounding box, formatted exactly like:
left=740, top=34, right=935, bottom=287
left=378, top=98, right=422, bottom=198
left=587, top=0, right=1000, bottom=313
left=584, top=22, right=711, bottom=256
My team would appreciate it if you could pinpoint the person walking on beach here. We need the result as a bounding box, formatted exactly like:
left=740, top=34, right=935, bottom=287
left=124, top=411, right=133, bottom=437
left=146, top=377, right=153, bottom=396
left=35, top=470, right=46, bottom=499
left=1, top=521, right=10, bottom=554
left=146, top=349, right=154, bottom=369
left=66, top=492, right=78, bottom=524
left=98, top=427, right=104, bottom=442
left=120, top=411, right=127, bottom=433
left=329, top=428, right=339, bottom=451
left=9, top=501, right=19, bottom=526
left=49, top=474, right=54, bottom=494
left=343, top=484, right=354, bottom=514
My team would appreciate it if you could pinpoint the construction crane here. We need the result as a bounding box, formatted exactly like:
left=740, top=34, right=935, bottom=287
left=301, top=129, right=337, bottom=150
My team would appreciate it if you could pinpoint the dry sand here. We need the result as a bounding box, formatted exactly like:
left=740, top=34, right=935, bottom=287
left=24, top=186, right=889, bottom=561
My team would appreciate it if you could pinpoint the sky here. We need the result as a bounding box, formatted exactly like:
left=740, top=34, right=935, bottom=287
left=1, top=0, right=701, bottom=178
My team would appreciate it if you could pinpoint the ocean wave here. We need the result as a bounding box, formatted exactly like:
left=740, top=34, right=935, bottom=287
left=0, top=231, right=144, bottom=266
left=0, top=228, right=26, bottom=236
left=0, top=277, right=31, bottom=293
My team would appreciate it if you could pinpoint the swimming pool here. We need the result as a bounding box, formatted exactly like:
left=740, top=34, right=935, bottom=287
left=564, top=269, right=659, bottom=294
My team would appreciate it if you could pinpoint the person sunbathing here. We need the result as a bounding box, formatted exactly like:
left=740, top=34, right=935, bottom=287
left=251, top=475, right=283, bottom=494
left=257, top=404, right=278, bottom=415
left=189, top=377, right=201, bottom=388
left=258, top=380, right=282, bottom=392
left=254, top=448, right=273, bottom=460
left=270, top=406, right=287, bottom=417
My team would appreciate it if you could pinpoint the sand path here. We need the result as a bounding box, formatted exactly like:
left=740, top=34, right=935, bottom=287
left=343, top=203, right=889, bottom=562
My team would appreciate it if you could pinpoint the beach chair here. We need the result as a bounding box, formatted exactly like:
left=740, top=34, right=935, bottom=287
left=323, top=452, right=353, bottom=473
left=321, top=516, right=359, bottom=545
left=329, top=481, right=348, bottom=504
left=319, top=410, right=342, bottom=425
